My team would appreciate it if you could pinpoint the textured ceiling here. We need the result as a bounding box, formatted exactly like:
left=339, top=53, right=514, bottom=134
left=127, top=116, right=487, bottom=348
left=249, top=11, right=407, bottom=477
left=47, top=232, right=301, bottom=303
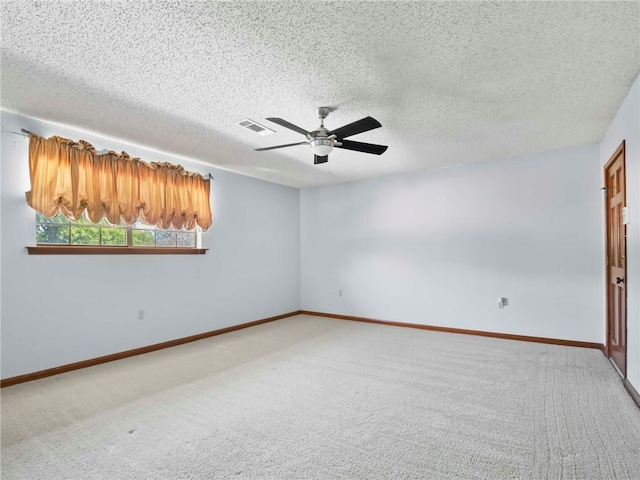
left=2, top=1, right=639, bottom=188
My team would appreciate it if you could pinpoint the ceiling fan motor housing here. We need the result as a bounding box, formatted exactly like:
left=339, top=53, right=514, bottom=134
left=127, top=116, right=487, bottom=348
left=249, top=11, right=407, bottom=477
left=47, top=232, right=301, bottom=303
left=307, top=127, right=330, bottom=140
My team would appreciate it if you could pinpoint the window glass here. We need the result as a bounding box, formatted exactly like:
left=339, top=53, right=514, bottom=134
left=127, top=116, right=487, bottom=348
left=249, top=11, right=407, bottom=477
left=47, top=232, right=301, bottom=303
left=177, top=231, right=196, bottom=248
left=36, top=223, right=69, bottom=244
left=101, top=228, right=127, bottom=246
left=132, top=229, right=155, bottom=246
left=70, top=225, right=101, bottom=245
left=36, top=213, right=198, bottom=248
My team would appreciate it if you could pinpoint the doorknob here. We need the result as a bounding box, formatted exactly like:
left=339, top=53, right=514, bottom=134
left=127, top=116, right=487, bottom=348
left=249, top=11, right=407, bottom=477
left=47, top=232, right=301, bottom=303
left=616, top=277, right=624, bottom=284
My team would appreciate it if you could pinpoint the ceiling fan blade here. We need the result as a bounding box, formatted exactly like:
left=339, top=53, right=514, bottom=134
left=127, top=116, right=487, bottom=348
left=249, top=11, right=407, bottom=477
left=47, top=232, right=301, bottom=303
left=334, top=139, right=388, bottom=155
left=328, top=116, right=382, bottom=139
left=314, top=155, right=329, bottom=165
left=265, top=117, right=310, bottom=136
left=255, top=141, right=308, bottom=151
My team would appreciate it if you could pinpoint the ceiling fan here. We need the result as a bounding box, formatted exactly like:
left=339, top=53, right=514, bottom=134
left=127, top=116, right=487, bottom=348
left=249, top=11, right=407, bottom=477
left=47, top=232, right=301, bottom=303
left=255, top=107, right=388, bottom=164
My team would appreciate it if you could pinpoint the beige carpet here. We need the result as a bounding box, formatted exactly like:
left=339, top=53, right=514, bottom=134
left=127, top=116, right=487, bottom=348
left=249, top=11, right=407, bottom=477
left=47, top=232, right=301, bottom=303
left=2, top=315, right=639, bottom=479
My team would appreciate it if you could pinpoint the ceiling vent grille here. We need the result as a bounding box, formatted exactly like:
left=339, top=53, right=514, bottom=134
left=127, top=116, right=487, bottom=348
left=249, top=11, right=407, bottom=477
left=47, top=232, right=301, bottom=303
left=236, top=119, right=275, bottom=136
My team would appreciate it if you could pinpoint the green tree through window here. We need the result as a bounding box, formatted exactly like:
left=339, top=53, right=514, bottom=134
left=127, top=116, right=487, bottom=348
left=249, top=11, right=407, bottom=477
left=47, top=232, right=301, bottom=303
left=36, top=213, right=197, bottom=248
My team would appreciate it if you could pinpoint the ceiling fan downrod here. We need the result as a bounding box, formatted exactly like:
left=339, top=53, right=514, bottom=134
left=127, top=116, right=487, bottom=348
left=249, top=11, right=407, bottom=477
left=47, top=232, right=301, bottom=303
left=316, top=107, right=332, bottom=128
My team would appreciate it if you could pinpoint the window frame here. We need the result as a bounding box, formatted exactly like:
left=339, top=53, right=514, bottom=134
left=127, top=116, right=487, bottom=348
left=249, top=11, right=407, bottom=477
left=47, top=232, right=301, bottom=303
left=29, top=213, right=207, bottom=255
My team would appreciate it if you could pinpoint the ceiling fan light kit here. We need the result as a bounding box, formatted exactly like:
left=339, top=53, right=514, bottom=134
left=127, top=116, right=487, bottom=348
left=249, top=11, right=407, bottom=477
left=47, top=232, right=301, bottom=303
left=255, top=107, right=388, bottom=164
left=310, top=138, right=333, bottom=156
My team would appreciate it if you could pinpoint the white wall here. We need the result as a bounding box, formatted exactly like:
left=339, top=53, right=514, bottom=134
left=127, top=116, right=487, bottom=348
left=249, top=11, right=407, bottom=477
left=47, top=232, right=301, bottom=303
left=301, top=145, right=604, bottom=343
left=600, top=73, right=640, bottom=392
left=3, top=96, right=630, bottom=382
left=1, top=111, right=300, bottom=379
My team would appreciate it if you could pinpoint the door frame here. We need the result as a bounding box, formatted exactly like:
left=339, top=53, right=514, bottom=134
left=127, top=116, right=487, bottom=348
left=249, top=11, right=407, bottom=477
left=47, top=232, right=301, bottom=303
left=603, top=140, right=627, bottom=377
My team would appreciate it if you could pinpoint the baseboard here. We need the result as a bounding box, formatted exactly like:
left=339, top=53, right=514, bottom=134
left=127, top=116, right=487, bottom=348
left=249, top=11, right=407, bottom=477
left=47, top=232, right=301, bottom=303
left=300, top=310, right=605, bottom=351
left=4, top=309, right=606, bottom=388
left=1, top=310, right=302, bottom=388
left=623, top=379, right=640, bottom=408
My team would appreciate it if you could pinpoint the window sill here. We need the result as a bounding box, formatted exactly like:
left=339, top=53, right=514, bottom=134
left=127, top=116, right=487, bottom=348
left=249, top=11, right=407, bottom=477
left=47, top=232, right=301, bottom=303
left=27, top=246, right=208, bottom=255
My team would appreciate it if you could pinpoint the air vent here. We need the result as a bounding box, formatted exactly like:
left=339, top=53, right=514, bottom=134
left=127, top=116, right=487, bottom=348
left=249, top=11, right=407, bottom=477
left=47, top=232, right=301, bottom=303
left=236, top=119, right=276, bottom=136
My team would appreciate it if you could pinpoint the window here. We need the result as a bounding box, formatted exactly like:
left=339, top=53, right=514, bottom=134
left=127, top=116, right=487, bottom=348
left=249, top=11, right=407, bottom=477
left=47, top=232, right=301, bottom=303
left=25, top=132, right=211, bottom=255
left=131, top=220, right=197, bottom=248
left=36, top=213, right=198, bottom=248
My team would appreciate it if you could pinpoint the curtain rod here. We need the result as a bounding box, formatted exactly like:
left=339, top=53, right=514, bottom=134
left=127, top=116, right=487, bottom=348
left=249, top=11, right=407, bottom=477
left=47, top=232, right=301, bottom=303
left=15, top=128, right=214, bottom=180
left=0, top=129, right=29, bottom=137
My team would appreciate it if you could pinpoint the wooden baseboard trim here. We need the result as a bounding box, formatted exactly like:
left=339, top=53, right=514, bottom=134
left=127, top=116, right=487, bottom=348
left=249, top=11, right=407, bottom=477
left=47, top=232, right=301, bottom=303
left=623, top=379, right=640, bottom=408
left=300, top=310, right=605, bottom=351
left=3, top=310, right=606, bottom=388
left=1, top=310, right=302, bottom=388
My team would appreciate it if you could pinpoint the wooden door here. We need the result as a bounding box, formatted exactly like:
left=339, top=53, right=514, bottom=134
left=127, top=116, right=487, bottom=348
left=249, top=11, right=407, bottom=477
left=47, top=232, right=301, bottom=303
left=605, top=141, right=627, bottom=377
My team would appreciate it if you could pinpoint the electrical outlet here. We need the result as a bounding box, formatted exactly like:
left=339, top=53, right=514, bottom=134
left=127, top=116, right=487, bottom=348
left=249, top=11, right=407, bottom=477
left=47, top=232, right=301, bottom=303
left=137, top=309, right=145, bottom=320
left=498, top=297, right=508, bottom=309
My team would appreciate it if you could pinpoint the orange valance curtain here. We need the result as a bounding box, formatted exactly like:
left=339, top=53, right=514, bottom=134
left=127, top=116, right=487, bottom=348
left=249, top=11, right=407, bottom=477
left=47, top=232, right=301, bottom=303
left=25, top=134, right=212, bottom=231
